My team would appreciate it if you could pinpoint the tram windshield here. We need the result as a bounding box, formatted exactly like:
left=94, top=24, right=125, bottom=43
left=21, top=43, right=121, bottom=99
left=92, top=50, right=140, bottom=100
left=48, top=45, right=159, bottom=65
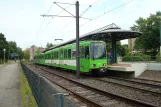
left=91, top=42, right=106, bottom=59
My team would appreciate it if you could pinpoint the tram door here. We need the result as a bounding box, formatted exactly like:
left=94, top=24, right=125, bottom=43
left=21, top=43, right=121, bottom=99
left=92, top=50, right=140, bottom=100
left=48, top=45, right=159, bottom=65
left=80, top=46, right=84, bottom=72
left=80, top=46, right=90, bottom=72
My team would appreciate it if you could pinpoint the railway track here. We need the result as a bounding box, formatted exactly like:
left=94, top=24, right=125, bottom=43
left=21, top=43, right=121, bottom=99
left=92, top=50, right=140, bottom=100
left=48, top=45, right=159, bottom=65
left=28, top=65, right=160, bottom=107
left=30, top=65, right=132, bottom=107
left=94, top=76, right=161, bottom=94
left=129, top=77, right=161, bottom=86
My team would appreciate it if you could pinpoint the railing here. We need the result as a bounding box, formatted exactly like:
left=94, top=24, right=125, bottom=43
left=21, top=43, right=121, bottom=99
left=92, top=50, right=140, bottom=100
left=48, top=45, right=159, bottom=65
left=121, top=56, right=161, bottom=63
left=21, top=63, right=77, bottom=107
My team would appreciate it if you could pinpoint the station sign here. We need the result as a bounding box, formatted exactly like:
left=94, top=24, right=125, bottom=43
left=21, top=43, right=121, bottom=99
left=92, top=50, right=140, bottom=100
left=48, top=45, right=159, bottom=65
left=11, top=53, right=19, bottom=57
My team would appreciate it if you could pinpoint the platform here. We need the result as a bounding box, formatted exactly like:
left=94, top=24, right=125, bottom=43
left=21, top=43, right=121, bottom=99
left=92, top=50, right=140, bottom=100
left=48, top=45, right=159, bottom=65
left=107, top=63, right=135, bottom=78
left=0, top=63, right=21, bottom=107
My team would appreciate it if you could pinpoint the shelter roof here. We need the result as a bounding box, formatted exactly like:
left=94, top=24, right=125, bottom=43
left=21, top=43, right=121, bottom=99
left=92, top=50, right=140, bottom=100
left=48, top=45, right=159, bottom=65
left=43, top=23, right=142, bottom=52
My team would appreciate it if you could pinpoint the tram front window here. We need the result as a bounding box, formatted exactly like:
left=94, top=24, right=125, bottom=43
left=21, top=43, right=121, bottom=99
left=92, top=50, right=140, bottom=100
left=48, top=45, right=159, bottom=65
left=91, top=42, right=106, bottom=59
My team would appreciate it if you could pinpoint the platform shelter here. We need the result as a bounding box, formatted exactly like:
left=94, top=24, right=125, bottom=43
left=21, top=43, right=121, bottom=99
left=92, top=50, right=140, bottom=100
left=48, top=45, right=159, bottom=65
left=45, top=23, right=142, bottom=63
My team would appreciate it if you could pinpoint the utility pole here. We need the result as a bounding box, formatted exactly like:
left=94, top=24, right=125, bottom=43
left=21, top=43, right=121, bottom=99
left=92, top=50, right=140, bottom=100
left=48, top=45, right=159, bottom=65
left=76, top=1, right=80, bottom=77
left=41, top=1, right=83, bottom=77
left=41, top=1, right=81, bottom=77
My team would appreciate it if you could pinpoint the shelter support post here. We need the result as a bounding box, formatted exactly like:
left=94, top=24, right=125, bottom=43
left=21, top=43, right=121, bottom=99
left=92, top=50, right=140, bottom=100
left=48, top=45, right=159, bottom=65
left=112, top=36, right=117, bottom=63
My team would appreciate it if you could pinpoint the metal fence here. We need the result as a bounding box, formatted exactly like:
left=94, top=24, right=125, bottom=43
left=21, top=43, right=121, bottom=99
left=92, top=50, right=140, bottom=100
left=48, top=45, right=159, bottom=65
left=21, top=63, right=77, bottom=107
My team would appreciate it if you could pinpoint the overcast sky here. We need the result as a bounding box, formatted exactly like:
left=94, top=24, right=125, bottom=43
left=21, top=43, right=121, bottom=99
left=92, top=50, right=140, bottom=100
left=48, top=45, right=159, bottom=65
left=0, top=0, right=161, bottom=50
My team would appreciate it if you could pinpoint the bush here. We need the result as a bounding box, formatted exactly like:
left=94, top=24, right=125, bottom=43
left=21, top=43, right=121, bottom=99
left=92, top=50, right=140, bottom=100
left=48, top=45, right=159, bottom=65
left=122, top=54, right=151, bottom=62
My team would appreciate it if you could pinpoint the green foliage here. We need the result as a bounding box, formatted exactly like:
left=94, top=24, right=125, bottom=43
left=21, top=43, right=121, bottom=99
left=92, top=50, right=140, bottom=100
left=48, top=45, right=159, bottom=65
left=156, top=11, right=161, bottom=16
left=0, top=33, right=23, bottom=60
left=131, top=14, right=161, bottom=56
left=117, top=42, right=129, bottom=56
left=106, top=42, right=111, bottom=52
left=0, top=33, right=9, bottom=60
left=23, top=50, right=30, bottom=61
left=36, top=48, right=41, bottom=54
left=8, top=41, right=23, bottom=59
left=20, top=67, right=38, bottom=107
left=156, top=52, right=161, bottom=62
left=156, top=51, right=160, bottom=56
left=122, top=54, right=151, bottom=61
left=106, top=41, right=129, bottom=57
left=46, top=42, right=56, bottom=50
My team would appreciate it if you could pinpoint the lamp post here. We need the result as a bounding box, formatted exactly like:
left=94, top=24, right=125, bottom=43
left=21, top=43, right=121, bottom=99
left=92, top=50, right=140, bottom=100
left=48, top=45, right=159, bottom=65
left=3, top=49, right=6, bottom=65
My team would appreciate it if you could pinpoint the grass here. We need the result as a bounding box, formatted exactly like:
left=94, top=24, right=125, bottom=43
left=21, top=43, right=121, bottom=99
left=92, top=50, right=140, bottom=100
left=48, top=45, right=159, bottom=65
left=20, top=66, right=38, bottom=107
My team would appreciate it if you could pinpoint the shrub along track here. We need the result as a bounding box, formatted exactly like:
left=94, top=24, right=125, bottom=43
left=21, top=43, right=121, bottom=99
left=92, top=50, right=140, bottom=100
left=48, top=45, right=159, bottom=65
left=28, top=64, right=160, bottom=107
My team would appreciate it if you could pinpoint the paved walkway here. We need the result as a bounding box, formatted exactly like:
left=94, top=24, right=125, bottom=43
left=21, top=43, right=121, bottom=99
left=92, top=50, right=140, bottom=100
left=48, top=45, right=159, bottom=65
left=0, top=63, right=21, bottom=107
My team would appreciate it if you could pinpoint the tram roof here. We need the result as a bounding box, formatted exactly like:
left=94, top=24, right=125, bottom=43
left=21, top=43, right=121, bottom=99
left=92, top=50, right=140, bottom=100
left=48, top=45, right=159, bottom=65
left=43, top=23, right=142, bottom=52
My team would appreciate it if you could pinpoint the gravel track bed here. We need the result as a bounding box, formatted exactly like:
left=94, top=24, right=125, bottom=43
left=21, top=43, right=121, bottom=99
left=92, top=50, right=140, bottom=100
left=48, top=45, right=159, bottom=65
left=28, top=65, right=136, bottom=107
left=75, top=78, right=161, bottom=106
left=138, top=70, right=161, bottom=81
left=96, top=77, right=161, bottom=94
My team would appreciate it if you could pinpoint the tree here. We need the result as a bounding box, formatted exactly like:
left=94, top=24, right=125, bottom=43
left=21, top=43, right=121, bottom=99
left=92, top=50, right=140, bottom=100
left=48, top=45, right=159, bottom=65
left=106, top=41, right=129, bottom=57
left=131, top=14, right=161, bottom=56
left=116, top=42, right=129, bottom=57
left=17, top=47, right=23, bottom=59
left=0, top=33, right=9, bottom=62
left=23, top=50, right=30, bottom=61
left=8, top=41, right=23, bottom=59
left=36, top=48, right=41, bottom=54
left=45, top=43, right=56, bottom=50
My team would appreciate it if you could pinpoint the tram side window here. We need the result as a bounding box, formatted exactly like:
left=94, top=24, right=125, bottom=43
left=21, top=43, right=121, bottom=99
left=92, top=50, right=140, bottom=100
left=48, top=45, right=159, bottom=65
left=80, top=47, right=85, bottom=58
left=52, top=52, right=54, bottom=59
left=64, top=50, right=67, bottom=59
left=72, top=48, right=76, bottom=59
left=55, top=52, right=57, bottom=59
left=56, top=52, right=59, bottom=58
left=54, top=52, right=56, bottom=59
left=48, top=54, right=50, bottom=59
left=85, top=46, right=89, bottom=59
left=56, top=52, right=58, bottom=59
left=50, top=53, right=51, bottom=59
left=68, top=49, right=71, bottom=59
left=60, top=50, right=63, bottom=59
left=47, top=54, right=49, bottom=59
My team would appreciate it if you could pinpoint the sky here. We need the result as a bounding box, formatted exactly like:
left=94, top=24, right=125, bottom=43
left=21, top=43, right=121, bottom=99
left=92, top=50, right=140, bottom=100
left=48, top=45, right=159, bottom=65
left=0, top=0, right=161, bottom=50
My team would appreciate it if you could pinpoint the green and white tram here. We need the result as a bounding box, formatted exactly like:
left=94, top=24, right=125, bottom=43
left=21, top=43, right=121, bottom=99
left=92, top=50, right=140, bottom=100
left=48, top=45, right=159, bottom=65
left=34, top=40, right=108, bottom=74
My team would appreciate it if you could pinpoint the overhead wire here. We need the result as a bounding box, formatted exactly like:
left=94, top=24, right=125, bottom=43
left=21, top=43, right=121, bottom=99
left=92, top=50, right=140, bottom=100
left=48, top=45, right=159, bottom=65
left=38, top=2, right=74, bottom=36
left=36, top=2, right=55, bottom=35
left=69, top=0, right=134, bottom=32
left=60, top=0, right=101, bottom=32
left=80, top=0, right=134, bottom=28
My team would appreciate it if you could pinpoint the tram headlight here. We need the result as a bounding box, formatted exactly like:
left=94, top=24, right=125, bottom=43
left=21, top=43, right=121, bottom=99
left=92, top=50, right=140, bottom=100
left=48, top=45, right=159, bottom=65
left=92, top=64, right=96, bottom=67
left=102, top=64, right=106, bottom=66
